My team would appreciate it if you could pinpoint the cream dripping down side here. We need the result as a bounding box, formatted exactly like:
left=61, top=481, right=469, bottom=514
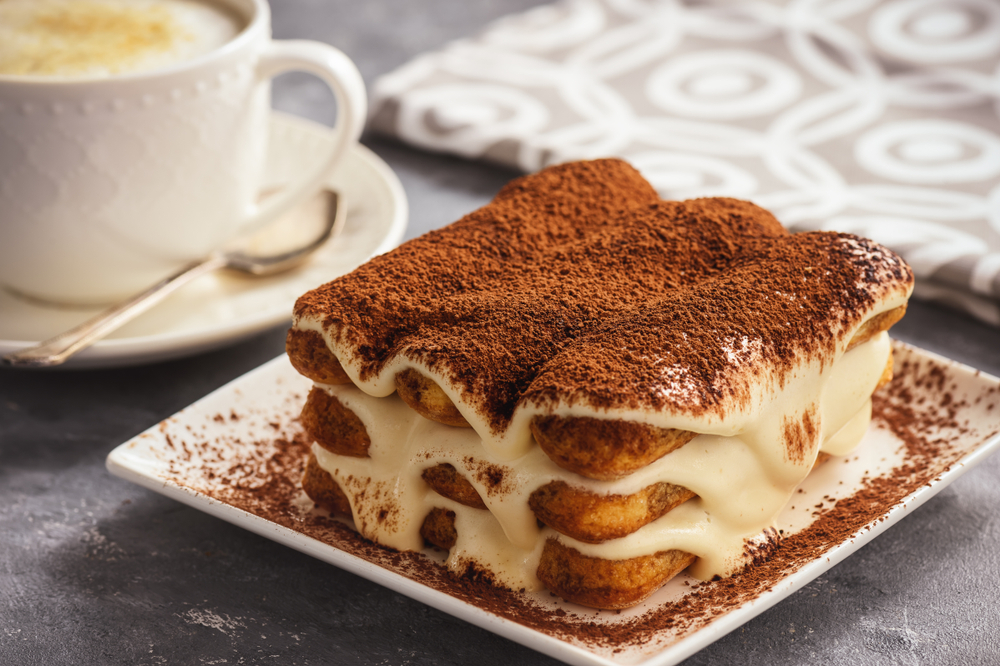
left=310, top=331, right=892, bottom=591
left=294, top=288, right=910, bottom=463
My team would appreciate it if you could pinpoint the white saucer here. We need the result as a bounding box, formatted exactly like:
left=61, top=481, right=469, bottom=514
left=0, top=113, right=408, bottom=369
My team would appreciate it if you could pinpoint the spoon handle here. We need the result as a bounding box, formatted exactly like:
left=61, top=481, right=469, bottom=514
left=3, top=256, right=228, bottom=368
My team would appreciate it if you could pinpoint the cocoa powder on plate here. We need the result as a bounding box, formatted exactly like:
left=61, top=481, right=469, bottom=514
left=157, top=348, right=999, bottom=650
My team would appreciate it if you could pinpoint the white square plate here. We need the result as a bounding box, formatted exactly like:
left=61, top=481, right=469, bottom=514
left=107, top=342, right=1000, bottom=665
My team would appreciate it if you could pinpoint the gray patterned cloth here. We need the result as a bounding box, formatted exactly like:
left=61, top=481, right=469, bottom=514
left=370, top=0, right=1000, bottom=325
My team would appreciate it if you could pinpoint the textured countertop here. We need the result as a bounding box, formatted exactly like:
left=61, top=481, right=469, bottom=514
left=2, top=1, right=1000, bottom=664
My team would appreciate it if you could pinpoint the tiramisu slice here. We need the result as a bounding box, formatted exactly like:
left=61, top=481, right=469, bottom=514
left=287, top=159, right=913, bottom=608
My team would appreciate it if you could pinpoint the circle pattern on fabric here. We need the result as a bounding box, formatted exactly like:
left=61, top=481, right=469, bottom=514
left=646, top=50, right=802, bottom=120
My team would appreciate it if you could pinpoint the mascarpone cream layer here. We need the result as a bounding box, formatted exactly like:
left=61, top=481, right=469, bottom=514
left=310, top=332, right=891, bottom=591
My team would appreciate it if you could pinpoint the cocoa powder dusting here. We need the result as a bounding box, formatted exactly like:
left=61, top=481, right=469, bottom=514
left=465, top=457, right=509, bottom=496
left=294, top=159, right=912, bottom=434
left=782, top=407, right=818, bottom=464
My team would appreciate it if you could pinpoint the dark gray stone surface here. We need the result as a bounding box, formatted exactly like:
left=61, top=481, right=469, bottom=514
left=2, top=1, right=1000, bottom=664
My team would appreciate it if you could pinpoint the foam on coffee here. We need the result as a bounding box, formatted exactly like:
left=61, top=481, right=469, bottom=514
left=0, top=0, right=245, bottom=79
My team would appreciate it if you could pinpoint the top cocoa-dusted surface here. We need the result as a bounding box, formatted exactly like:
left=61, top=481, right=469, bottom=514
left=293, top=159, right=914, bottom=434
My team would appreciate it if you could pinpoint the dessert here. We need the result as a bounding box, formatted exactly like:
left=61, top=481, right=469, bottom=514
left=287, top=159, right=913, bottom=609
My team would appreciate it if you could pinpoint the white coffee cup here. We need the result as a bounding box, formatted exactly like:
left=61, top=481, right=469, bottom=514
left=0, top=0, right=366, bottom=304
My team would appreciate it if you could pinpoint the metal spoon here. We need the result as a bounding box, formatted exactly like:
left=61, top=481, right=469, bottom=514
left=3, top=189, right=345, bottom=368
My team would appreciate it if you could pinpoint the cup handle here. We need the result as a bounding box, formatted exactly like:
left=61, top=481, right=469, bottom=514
left=246, top=40, right=366, bottom=230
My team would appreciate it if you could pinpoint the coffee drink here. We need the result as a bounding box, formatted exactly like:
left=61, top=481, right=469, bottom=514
left=0, top=0, right=367, bottom=304
left=0, top=0, right=245, bottom=79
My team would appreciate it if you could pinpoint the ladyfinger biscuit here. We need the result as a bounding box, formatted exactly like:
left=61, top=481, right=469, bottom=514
left=420, top=508, right=458, bottom=550
left=847, top=305, right=907, bottom=352
left=421, top=463, right=487, bottom=510
left=302, top=452, right=352, bottom=515
left=286, top=329, right=351, bottom=385
left=530, top=416, right=697, bottom=481
left=528, top=480, right=696, bottom=544
left=396, top=369, right=471, bottom=428
left=300, top=387, right=371, bottom=457
left=537, top=538, right=697, bottom=610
